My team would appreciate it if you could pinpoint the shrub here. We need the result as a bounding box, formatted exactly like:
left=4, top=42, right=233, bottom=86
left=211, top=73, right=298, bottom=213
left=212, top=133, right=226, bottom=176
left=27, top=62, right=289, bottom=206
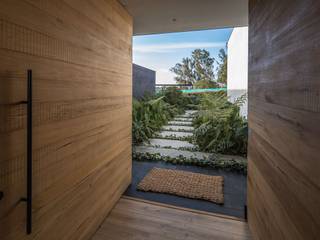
left=160, top=86, right=203, bottom=110
left=132, top=96, right=179, bottom=144
left=132, top=151, right=247, bottom=173
left=193, top=92, right=248, bottom=156
left=160, top=87, right=190, bottom=110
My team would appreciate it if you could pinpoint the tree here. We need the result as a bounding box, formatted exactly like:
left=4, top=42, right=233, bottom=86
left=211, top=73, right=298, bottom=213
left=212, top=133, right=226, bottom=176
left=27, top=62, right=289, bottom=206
left=194, top=79, right=218, bottom=89
left=170, top=49, right=215, bottom=85
left=169, top=58, right=194, bottom=85
left=216, top=48, right=227, bottom=85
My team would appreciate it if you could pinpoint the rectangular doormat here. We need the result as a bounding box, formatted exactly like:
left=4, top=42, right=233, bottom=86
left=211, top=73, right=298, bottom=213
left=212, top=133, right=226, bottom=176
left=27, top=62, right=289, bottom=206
left=137, top=168, right=224, bottom=204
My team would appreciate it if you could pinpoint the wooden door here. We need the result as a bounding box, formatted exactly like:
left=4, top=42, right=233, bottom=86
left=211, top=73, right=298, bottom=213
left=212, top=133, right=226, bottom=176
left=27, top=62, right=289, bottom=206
left=248, top=0, right=320, bottom=239
left=0, top=1, right=132, bottom=239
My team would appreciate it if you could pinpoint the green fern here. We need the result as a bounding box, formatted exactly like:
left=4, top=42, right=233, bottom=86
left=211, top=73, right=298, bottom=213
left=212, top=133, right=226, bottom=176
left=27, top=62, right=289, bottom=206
left=132, top=96, right=181, bottom=144
left=193, top=92, right=248, bottom=156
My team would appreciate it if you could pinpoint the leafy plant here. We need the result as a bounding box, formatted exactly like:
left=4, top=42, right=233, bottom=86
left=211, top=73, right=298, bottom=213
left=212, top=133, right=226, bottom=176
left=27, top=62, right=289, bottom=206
left=156, top=87, right=201, bottom=110
left=193, top=92, right=248, bottom=156
left=132, top=96, right=180, bottom=144
left=194, top=79, right=218, bottom=89
left=161, top=87, right=190, bottom=110
left=161, top=128, right=193, bottom=133
left=133, top=151, right=247, bottom=173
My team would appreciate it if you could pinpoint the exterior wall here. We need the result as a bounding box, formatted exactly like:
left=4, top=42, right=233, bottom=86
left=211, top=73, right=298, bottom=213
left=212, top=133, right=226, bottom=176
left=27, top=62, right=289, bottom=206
left=133, top=64, right=156, bottom=99
left=227, top=27, right=248, bottom=117
left=248, top=0, right=320, bottom=239
left=227, top=27, right=248, bottom=90
left=0, top=1, right=132, bottom=240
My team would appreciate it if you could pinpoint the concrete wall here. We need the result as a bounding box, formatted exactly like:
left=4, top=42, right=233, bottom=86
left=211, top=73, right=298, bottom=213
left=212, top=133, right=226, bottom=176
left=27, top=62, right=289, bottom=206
left=133, top=64, right=156, bottom=99
left=227, top=27, right=248, bottom=118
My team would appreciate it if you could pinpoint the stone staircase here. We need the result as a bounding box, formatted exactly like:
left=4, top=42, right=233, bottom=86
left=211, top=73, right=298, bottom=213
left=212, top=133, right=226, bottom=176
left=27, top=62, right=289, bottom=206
left=134, top=110, right=212, bottom=160
left=134, top=110, right=247, bottom=171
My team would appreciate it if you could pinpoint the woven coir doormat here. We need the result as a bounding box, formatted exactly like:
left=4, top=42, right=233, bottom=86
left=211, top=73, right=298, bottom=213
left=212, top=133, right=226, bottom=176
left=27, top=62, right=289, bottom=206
left=137, top=168, right=224, bottom=204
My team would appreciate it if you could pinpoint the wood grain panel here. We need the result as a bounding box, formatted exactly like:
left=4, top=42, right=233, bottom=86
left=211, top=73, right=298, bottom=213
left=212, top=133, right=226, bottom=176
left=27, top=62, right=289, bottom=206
left=248, top=0, right=320, bottom=239
left=0, top=0, right=132, bottom=239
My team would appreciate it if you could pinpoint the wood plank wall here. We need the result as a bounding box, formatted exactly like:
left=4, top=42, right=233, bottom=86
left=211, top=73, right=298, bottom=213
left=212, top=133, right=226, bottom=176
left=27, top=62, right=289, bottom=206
left=0, top=0, right=132, bottom=239
left=248, top=0, right=320, bottom=239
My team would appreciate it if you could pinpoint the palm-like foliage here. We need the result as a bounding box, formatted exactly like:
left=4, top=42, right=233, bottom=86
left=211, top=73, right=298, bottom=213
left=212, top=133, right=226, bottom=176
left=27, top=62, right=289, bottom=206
left=132, top=96, right=179, bottom=144
left=193, top=93, right=248, bottom=156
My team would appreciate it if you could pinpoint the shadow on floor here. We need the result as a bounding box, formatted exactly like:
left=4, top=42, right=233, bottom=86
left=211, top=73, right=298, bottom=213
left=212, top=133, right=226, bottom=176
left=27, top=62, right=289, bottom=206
left=125, top=160, right=247, bottom=219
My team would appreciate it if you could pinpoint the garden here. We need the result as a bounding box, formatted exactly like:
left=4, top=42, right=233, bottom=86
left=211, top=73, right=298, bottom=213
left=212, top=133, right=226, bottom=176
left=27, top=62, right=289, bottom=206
left=132, top=87, right=248, bottom=173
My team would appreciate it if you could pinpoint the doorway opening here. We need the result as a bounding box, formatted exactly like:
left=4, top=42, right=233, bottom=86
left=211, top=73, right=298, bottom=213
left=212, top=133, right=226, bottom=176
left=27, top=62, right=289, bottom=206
left=126, top=27, right=249, bottom=219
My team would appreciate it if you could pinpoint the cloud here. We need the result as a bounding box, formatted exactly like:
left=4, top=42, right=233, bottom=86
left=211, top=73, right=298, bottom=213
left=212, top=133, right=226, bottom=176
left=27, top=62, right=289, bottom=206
left=133, top=42, right=225, bottom=53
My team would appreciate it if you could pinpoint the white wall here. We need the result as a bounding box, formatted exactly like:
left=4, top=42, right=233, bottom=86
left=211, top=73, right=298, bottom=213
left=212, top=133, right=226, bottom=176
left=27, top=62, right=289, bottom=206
left=227, top=27, right=248, bottom=90
left=227, top=27, right=248, bottom=117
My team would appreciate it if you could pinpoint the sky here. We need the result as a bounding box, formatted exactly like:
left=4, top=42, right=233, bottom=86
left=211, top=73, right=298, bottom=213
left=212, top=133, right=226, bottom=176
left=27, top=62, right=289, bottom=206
left=133, top=28, right=233, bottom=84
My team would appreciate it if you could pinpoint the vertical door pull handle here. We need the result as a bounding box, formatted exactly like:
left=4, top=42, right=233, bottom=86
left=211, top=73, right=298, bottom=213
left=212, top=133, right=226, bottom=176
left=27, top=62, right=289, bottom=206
left=21, top=69, right=32, bottom=235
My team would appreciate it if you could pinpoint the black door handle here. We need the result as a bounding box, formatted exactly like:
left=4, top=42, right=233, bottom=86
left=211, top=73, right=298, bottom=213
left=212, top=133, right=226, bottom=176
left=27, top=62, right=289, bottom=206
left=21, top=69, right=33, bottom=235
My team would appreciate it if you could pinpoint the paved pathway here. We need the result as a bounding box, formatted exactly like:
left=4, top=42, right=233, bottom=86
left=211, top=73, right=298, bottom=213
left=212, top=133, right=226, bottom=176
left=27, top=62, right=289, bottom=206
left=134, top=146, right=211, bottom=159
left=157, top=131, right=193, bottom=139
left=161, top=125, right=194, bottom=132
left=167, top=120, right=192, bottom=126
left=135, top=110, right=207, bottom=160
left=146, top=138, right=195, bottom=149
left=135, top=110, right=246, bottom=162
left=135, top=109, right=246, bottom=163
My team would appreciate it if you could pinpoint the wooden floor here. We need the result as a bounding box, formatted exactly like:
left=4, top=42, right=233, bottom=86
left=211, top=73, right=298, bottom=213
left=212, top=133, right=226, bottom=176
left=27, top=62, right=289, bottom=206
left=92, top=197, right=252, bottom=240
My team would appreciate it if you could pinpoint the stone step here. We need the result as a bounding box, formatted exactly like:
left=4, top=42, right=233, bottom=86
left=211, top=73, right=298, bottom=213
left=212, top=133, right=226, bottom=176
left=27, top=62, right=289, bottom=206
left=145, top=138, right=196, bottom=149
left=167, top=121, right=192, bottom=126
left=134, top=146, right=212, bottom=160
left=162, top=125, right=194, bottom=132
left=179, top=114, right=195, bottom=118
left=185, top=110, right=198, bottom=114
left=157, top=131, right=193, bottom=139
left=177, top=114, right=193, bottom=117
left=180, top=110, right=198, bottom=117
left=174, top=117, right=193, bottom=122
